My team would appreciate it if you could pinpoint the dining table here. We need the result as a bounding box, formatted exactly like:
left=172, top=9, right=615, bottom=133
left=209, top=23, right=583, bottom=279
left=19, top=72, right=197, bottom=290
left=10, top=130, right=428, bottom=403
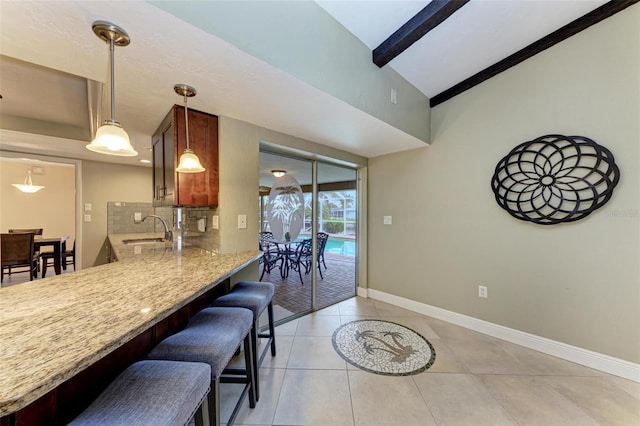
left=34, top=235, right=69, bottom=276
left=260, top=237, right=305, bottom=279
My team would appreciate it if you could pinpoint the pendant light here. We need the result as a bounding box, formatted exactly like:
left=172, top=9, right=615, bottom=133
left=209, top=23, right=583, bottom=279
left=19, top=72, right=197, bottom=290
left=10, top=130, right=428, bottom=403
left=12, top=170, right=45, bottom=193
left=86, top=21, right=138, bottom=157
left=175, top=84, right=205, bottom=173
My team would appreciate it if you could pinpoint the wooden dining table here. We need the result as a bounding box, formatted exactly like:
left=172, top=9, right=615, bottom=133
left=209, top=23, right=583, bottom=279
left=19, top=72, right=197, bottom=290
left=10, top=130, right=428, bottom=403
left=34, top=235, right=69, bottom=276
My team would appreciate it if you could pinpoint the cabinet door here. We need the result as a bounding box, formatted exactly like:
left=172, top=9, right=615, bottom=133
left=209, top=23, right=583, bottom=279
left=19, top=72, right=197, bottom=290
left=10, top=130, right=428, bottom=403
left=151, top=112, right=175, bottom=206
left=162, top=120, right=175, bottom=206
left=174, top=106, right=219, bottom=206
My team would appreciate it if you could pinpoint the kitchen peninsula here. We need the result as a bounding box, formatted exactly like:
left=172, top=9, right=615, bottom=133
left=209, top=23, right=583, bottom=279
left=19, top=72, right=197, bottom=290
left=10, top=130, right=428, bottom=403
left=0, top=235, right=261, bottom=424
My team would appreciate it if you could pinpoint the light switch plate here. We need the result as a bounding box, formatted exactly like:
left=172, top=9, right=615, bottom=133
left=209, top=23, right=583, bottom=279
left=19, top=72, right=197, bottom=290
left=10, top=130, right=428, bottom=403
left=238, top=214, right=247, bottom=229
left=84, top=203, right=92, bottom=212
left=84, top=214, right=92, bottom=223
left=212, top=215, right=219, bottom=230
left=383, top=216, right=392, bottom=225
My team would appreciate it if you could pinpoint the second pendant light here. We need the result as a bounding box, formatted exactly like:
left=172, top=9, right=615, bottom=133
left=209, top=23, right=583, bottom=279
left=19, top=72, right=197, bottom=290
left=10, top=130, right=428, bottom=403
left=175, top=84, right=205, bottom=173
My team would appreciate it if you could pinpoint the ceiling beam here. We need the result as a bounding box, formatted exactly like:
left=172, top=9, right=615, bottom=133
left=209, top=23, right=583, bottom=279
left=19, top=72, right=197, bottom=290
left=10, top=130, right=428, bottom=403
left=430, top=0, right=640, bottom=107
left=373, top=0, right=470, bottom=68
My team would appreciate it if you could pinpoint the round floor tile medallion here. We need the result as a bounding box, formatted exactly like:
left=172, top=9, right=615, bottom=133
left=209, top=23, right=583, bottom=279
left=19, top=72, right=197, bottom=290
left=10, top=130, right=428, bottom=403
left=332, top=320, right=436, bottom=376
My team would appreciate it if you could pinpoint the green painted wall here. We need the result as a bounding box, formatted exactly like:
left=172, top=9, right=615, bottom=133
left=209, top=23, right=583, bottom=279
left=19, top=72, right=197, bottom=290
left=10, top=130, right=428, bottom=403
left=368, top=5, right=640, bottom=363
left=149, top=0, right=430, bottom=144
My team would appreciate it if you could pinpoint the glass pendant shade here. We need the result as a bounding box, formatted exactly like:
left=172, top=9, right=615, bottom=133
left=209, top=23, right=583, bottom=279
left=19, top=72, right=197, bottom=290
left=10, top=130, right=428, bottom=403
left=176, top=148, right=206, bottom=173
left=12, top=170, right=45, bottom=193
left=87, top=121, right=138, bottom=156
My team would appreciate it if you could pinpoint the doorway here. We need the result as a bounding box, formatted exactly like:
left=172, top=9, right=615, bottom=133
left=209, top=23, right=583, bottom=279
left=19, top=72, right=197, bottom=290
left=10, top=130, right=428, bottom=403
left=259, top=151, right=357, bottom=321
left=0, top=154, right=79, bottom=285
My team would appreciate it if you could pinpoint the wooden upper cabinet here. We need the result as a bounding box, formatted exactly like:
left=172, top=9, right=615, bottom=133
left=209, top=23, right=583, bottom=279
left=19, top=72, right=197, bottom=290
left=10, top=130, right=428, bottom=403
left=152, top=105, right=219, bottom=207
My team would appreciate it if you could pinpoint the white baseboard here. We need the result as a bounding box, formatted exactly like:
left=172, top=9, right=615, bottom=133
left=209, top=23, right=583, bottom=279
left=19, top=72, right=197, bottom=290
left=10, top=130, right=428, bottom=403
left=366, top=288, right=640, bottom=383
left=356, top=286, right=368, bottom=298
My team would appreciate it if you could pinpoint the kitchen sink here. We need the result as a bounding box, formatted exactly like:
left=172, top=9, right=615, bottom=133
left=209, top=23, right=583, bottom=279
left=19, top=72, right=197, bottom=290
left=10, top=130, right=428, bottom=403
left=122, top=237, right=165, bottom=245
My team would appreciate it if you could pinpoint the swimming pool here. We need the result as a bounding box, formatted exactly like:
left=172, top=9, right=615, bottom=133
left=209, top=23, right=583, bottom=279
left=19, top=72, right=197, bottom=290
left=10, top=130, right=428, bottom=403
left=324, top=237, right=356, bottom=256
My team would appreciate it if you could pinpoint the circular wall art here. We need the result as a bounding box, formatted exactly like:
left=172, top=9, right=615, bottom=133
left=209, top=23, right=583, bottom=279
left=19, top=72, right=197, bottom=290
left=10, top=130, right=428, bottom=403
left=491, top=134, right=620, bottom=225
left=332, top=320, right=436, bottom=376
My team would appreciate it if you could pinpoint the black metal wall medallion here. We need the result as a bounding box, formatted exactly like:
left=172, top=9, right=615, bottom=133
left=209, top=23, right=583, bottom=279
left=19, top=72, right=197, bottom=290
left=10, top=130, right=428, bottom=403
left=332, top=320, right=436, bottom=376
left=491, top=134, right=620, bottom=225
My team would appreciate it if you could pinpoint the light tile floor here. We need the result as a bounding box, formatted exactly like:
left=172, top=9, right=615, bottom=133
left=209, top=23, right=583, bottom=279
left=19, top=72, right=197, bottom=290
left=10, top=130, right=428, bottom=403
left=222, top=296, right=640, bottom=426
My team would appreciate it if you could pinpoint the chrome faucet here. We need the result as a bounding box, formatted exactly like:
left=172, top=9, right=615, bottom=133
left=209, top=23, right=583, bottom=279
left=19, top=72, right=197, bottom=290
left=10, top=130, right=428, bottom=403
left=142, top=215, right=173, bottom=242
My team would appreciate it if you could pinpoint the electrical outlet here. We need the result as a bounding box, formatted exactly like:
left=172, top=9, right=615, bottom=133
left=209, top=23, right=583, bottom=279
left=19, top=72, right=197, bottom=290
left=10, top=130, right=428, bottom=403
left=478, top=285, right=488, bottom=298
left=391, top=88, right=397, bottom=104
left=211, top=215, right=219, bottom=230
left=383, top=216, right=392, bottom=225
left=134, top=212, right=142, bottom=222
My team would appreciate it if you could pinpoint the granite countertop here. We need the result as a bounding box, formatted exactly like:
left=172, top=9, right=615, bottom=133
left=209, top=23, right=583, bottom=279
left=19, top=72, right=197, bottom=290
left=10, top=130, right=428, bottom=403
left=0, top=234, right=261, bottom=415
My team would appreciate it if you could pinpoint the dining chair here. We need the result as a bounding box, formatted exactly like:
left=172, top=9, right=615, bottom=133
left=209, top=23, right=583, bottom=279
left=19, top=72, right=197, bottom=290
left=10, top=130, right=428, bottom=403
left=258, top=231, right=274, bottom=240
left=41, top=240, right=75, bottom=278
left=317, top=232, right=329, bottom=272
left=6, top=229, right=43, bottom=276
left=286, top=238, right=314, bottom=284
left=1, top=232, right=39, bottom=284
left=9, top=228, right=43, bottom=235
left=259, top=237, right=282, bottom=281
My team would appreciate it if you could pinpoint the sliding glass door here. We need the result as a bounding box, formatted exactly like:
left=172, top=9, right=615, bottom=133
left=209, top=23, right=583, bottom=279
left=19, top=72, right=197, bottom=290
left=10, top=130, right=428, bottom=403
left=315, top=162, right=357, bottom=310
left=259, top=150, right=357, bottom=321
left=259, top=152, right=314, bottom=320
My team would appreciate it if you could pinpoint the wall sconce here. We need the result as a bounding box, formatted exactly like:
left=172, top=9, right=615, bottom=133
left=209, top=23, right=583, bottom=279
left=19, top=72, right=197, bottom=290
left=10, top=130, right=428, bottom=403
left=271, top=170, right=286, bottom=178
left=175, top=84, right=205, bottom=173
left=12, top=170, right=45, bottom=193
left=86, top=21, right=138, bottom=157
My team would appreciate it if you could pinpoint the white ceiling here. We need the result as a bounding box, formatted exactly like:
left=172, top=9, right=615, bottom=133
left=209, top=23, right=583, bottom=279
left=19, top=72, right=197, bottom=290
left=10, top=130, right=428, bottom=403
left=317, top=0, right=608, bottom=97
left=0, top=0, right=610, bottom=167
left=260, top=151, right=357, bottom=187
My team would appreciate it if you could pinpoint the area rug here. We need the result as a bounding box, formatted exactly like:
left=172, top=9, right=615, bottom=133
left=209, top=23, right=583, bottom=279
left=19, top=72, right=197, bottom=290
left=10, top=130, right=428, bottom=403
left=332, top=319, right=436, bottom=376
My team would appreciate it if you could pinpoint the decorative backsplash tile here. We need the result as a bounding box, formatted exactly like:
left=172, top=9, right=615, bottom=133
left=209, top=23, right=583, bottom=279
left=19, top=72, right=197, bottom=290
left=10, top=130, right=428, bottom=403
left=107, top=202, right=156, bottom=234
left=107, top=202, right=220, bottom=252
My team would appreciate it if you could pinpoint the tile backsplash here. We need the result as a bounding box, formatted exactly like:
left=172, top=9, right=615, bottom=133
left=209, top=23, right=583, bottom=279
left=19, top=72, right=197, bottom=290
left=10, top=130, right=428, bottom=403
left=107, top=202, right=220, bottom=252
left=107, top=202, right=157, bottom=234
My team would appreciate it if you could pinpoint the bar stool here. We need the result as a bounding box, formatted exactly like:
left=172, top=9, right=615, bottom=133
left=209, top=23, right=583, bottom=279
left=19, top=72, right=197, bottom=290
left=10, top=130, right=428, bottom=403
left=69, top=360, right=211, bottom=426
left=148, top=307, right=256, bottom=426
left=211, top=281, right=276, bottom=402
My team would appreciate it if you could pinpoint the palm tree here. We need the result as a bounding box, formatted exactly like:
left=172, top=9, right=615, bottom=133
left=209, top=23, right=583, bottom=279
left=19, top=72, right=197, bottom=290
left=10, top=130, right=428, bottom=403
left=269, top=184, right=303, bottom=240
left=354, top=329, right=417, bottom=363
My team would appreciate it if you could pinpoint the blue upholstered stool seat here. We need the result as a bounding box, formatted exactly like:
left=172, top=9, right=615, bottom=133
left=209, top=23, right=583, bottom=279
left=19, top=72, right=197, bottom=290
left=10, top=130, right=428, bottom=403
left=212, top=281, right=276, bottom=402
left=148, top=307, right=256, bottom=426
left=212, top=281, right=274, bottom=318
left=69, top=360, right=210, bottom=426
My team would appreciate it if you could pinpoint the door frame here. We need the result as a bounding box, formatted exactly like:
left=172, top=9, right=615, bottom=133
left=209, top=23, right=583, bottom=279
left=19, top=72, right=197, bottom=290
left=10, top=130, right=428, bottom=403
left=259, top=147, right=361, bottom=315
